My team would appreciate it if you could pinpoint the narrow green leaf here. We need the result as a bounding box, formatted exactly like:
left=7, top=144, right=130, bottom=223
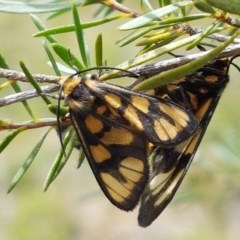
left=0, top=52, right=8, bottom=68
left=117, top=28, right=152, bottom=47
left=95, top=34, right=103, bottom=67
left=33, top=14, right=126, bottom=37
left=30, top=14, right=57, bottom=44
left=194, top=0, right=216, bottom=14
left=0, top=0, right=83, bottom=14
left=118, top=1, right=193, bottom=30
left=136, top=28, right=178, bottom=46
left=11, top=81, right=36, bottom=120
left=43, top=41, right=61, bottom=76
left=0, top=127, right=25, bottom=153
left=50, top=134, right=77, bottom=180
left=34, top=24, right=75, bottom=37
left=46, top=7, right=71, bottom=20
left=0, top=53, right=36, bottom=119
left=133, top=31, right=238, bottom=91
left=155, top=13, right=210, bottom=26
left=52, top=43, right=85, bottom=70
left=7, top=128, right=52, bottom=193
left=20, top=61, right=52, bottom=106
left=186, top=22, right=217, bottom=50
left=77, top=148, right=85, bottom=169
left=72, top=3, right=89, bottom=68
left=44, top=127, right=74, bottom=190
left=139, top=32, right=182, bottom=54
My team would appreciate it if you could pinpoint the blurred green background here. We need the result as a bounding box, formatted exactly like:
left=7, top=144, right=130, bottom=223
left=0, top=3, right=240, bottom=240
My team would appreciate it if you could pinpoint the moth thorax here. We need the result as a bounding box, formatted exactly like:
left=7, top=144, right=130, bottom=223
left=70, top=83, right=95, bottom=106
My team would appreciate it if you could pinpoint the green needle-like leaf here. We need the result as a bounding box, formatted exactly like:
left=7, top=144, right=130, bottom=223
left=44, top=127, right=75, bottom=190
left=43, top=41, right=61, bottom=76
left=30, top=14, right=57, bottom=44
left=95, top=34, right=103, bottom=67
left=33, top=14, right=127, bottom=37
left=20, top=61, right=52, bottom=106
left=72, top=3, right=90, bottom=68
left=0, top=127, right=25, bottom=153
left=7, top=128, right=52, bottom=193
left=52, top=43, right=85, bottom=70
left=0, top=53, right=36, bottom=120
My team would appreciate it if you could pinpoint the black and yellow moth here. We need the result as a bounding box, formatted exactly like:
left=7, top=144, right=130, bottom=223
left=138, top=58, right=230, bottom=227
left=60, top=71, right=198, bottom=211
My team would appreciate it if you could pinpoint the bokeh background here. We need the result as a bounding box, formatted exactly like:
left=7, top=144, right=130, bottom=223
left=0, top=2, right=240, bottom=240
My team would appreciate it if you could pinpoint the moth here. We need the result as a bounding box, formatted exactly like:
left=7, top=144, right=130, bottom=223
left=138, top=58, right=230, bottom=227
left=59, top=70, right=198, bottom=211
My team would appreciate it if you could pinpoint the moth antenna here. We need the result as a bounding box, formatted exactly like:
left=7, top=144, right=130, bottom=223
left=228, top=55, right=240, bottom=73
left=71, top=66, right=139, bottom=79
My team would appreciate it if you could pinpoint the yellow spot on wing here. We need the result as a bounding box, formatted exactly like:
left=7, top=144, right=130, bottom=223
left=155, top=118, right=178, bottom=140
left=131, top=95, right=150, bottom=114
left=104, top=93, right=122, bottom=108
left=205, top=75, right=218, bottom=82
left=120, top=157, right=144, bottom=183
left=159, top=103, right=190, bottom=124
left=101, top=128, right=134, bottom=145
left=124, top=105, right=143, bottom=130
left=84, top=115, right=103, bottom=134
left=89, top=145, right=111, bottom=163
left=119, top=167, right=142, bottom=183
left=101, top=173, right=131, bottom=201
left=173, top=108, right=190, bottom=126
left=121, top=157, right=144, bottom=173
left=153, top=119, right=168, bottom=141
left=96, top=105, right=108, bottom=115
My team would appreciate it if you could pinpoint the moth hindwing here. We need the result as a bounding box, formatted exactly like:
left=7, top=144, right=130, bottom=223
left=138, top=58, right=230, bottom=227
left=60, top=72, right=197, bottom=210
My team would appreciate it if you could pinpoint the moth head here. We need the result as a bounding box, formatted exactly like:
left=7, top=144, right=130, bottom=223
left=60, top=75, right=96, bottom=111
left=60, top=76, right=81, bottom=97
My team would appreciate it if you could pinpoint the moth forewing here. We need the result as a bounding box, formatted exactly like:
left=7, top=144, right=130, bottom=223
left=60, top=74, right=150, bottom=210
left=138, top=58, right=230, bottom=227
left=82, top=77, right=198, bottom=146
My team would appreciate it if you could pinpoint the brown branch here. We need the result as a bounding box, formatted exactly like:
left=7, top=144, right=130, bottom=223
left=0, top=84, right=59, bottom=107
left=0, top=118, right=71, bottom=131
left=0, top=68, right=59, bottom=84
